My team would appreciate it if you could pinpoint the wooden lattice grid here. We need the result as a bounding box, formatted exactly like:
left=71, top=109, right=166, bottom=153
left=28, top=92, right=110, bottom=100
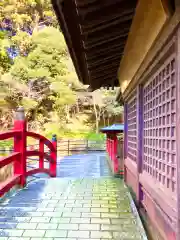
left=143, top=54, right=176, bottom=193
left=127, top=89, right=137, bottom=162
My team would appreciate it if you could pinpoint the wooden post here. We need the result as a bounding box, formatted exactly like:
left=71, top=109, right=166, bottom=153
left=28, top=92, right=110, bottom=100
left=113, top=134, right=118, bottom=174
left=50, top=134, right=57, bottom=177
left=176, top=26, right=180, bottom=240
left=13, top=107, right=27, bottom=187
left=39, top=139, right=44, bottom=169
left=124, top=103, right=128, bottom=159
left=137, top=85, right=143, bottom=204
left=123, top=103, right=128, bottom=182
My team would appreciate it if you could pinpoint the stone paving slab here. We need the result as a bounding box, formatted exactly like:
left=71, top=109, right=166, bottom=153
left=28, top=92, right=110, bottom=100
left=27, top=153, right=111, bottom=181
left=0, top=177, right=144, bottom=239
left=0, top=153, right=146, bottom=239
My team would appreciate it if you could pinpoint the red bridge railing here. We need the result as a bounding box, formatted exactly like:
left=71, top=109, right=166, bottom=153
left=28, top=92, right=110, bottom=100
left=0, top=107, right=57, bottom=197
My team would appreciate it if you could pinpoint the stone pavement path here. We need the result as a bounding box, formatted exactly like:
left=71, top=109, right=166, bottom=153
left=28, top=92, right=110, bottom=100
left=0, top=153, right=145, bottom=239
left=27, top=153, right=111, bottom=179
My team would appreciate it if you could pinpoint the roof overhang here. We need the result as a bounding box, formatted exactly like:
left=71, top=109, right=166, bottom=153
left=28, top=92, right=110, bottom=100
left=100, top=124, right=124, bottom=134
left=51, top=0, right=138, bottom=90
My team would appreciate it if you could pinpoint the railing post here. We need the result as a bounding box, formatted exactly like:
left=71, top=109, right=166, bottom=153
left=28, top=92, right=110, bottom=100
left=39, top=139, right=44, bottom=169
left=50, top=134, right=57, bottom=177
left=13, top=106, right=27, bottom=187
left=113, top=135, right=118, bottom=175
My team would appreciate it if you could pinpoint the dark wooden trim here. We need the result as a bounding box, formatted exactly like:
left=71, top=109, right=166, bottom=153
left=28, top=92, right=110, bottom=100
left=52, top=0, right=137, bottom=89
left=175, top=24, right=180, bottom=240
left=51, top=0, right=83, bottom=83
left=136, top=85, right=143, bottom=204
left=124, top=103, right=128, bottom=160
left=80, top=12, right=134, bottom=32
left=90, top=63, right=119, bottom=74
left=90, top=68, right=119, bottom=79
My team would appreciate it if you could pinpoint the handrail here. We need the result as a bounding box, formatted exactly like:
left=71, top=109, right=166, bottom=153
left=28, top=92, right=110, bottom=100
left=27, top=131, right=55, bottom=152
left=26, top=150, right=53, bottom=162
left=0, top=130, right=21, bottom=140
left=0, top=107, right=57, bottom=198
left=0, top=153, right=20, bottom=168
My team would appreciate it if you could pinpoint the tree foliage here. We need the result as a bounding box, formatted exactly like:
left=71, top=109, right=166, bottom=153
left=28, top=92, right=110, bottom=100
left=0, top=0, right=123, bottom=139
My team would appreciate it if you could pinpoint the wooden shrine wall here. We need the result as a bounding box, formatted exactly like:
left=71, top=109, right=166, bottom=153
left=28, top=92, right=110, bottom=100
left=124, top=89, right=138, bottom=196
left=124, top=31, right=178, bottom=239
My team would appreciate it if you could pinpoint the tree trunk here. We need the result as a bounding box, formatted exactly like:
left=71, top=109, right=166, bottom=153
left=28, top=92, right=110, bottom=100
left=93, top=100, right=99, bottom=133
left=65, top=105, right=70, bottom=123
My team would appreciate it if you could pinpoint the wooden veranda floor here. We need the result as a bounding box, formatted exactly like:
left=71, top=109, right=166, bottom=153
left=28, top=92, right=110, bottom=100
left=0, top=153, right=146, bottom=239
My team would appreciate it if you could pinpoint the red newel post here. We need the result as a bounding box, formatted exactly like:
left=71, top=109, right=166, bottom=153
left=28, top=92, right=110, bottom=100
left=13, top=107, right=27, bottom=187
left=39, top=139, right=44, bottom=169
left=109, top=137, right=111, bottom=157
left=50, top=134, right=57, bottom=177
left=113, top=135, right=118, bottom=174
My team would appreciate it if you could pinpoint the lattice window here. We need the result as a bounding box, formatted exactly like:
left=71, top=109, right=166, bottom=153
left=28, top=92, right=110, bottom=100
left=127, top=90, right=137, bottom=162
left=143, top=54, right=176, bottom=192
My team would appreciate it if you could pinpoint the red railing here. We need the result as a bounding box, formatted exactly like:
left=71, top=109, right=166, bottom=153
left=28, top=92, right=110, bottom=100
left=0, top=107, right=57, bottom=197
left=106, top=134, right=124, bottom=177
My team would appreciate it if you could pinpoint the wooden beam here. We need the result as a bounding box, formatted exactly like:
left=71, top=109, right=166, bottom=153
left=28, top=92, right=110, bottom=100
left=89, top=63, right=119, bottom=74
left=83, top=22, right=130, bottom=39
left=52, top=0, right=83, bottom=83
left=86, top=47, right=124, bottom=62
left=84, top=35, right=127, bottom=49
left=77, top=0, right=135, bottom=18
left=76, top=0, right=103, bottom=8
left=87, top=55, right=121, bottom=68
left=120, top=0, right=174, bottom=96
left=79, top=9, right=134, bottom=30
left=80, top=15, right=133, bottom=35
left=89, top=66, right=118, bottom=78
left=60, top=0, right=89, bottom=84
left=85, top=42, right=125, bottom=56
left=87, top=53, right=122, bottom=64
left=83, top=30, right=129, bottom=47
left=90, top=66, right=118, bottom=74
left=88, top=59, right=120, bottom=71
left=90, top=68, right=119, bottom=79
left=91, top=73, right=117, bottom=83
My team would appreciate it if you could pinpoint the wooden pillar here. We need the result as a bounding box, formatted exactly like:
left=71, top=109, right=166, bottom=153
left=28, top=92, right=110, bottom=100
left=137, top=85, right=143, bottom=203
left=176, top=26, right=180, bottom=240
left=113, top=134, right=118, bottom=174
left=124, top=103, right=128, bottom=181
left=50, top=134, right=57, bottom=177
left=112, top=134, right=114, bottom=170
left=13, top=107, right=27, bottom=187
left=39, top=139, right=44, bottom=169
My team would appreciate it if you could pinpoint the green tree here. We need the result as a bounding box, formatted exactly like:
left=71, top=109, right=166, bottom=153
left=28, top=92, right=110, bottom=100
left=8, top=27, right=76, bottom=131
left=0, top=31, right=11, bottom=73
